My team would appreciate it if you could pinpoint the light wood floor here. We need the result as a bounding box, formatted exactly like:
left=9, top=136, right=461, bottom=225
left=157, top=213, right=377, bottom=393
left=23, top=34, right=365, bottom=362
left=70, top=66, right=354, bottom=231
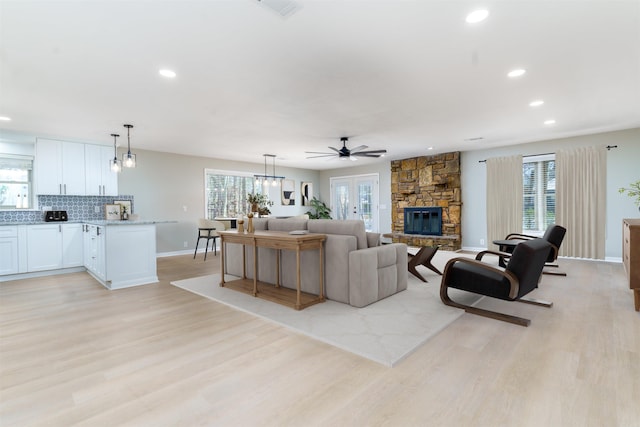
left=1, top=253, right=638, bottom=426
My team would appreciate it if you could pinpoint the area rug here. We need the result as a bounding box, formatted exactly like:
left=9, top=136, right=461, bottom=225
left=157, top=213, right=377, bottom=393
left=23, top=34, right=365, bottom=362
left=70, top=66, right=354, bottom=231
left=170, top=251, right=483, bottom=367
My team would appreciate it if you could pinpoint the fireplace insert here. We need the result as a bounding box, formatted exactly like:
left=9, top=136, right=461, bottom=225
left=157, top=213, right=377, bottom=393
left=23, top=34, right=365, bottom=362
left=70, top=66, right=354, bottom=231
left=404, top=207, right=442, bottom=235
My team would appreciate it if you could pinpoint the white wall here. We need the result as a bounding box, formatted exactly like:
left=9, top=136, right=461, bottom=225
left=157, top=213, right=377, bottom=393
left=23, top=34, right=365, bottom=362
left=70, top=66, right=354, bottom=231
left=318, top=161, right=393, bottom=233
left=461, top=128, right=640, bottom=259
left=118, top=149, right=320, bottom=254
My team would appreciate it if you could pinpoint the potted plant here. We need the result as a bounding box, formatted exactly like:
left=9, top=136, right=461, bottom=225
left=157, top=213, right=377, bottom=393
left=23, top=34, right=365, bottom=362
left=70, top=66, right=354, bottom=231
left=305, top=197, right=332, bottom=219
left=619, top=180, right=640, bottom=212
left=247, top=193, right=274, bottom=216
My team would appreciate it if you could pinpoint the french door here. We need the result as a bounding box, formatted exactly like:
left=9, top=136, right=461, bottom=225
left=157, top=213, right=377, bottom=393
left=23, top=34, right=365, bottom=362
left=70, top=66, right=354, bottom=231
left=330, top=174, right=379, bottom=232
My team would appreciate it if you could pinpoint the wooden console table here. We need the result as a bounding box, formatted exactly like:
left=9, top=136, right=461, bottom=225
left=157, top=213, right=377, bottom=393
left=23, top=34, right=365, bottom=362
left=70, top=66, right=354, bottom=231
left=623, top=219, right=640, bottom=311
left=218, top=230, right=326, bottom=310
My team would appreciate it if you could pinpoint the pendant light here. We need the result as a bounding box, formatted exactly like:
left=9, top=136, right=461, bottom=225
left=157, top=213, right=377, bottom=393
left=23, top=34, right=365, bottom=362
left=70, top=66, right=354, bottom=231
left=122, top=124, right=137, bottom=168
left=271, top=155, right=278, bottom=186
left=110, top=133, right=122, bottom=173
left=254, top=154, right=284, bottom=187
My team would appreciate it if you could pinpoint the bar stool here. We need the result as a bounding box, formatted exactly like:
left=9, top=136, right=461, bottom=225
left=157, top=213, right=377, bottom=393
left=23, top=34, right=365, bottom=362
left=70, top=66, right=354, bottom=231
left=194, top=219, right=226, bottom=260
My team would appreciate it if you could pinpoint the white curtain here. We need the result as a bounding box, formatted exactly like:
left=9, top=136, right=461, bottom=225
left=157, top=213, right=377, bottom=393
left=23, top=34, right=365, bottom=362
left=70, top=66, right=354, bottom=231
left=556, top=146, right=606, bottom=259
left=486, top=155, right=523, bottom=250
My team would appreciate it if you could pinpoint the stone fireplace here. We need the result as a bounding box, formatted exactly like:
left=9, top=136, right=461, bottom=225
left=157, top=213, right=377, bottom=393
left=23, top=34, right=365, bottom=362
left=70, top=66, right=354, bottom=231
left=390, top=152, right=461, bottom=251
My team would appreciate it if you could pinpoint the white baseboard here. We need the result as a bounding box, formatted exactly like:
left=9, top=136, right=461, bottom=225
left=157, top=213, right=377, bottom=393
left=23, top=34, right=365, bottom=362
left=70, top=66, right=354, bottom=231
left=157, top=247, right=220, bottom=258
left=0, top=267, right=86, bottom=282
left=461, top=246, right=487, bottom=252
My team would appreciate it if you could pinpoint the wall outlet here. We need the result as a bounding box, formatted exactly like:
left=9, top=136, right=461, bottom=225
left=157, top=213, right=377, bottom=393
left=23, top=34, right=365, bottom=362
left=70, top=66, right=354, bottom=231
left=480, top=238, right=485, bottom=245
left=183, top=241, right=188, bottom=248
left=95, top=206, right=101, bottom=213
left=42, top=206, right=52, bottom=211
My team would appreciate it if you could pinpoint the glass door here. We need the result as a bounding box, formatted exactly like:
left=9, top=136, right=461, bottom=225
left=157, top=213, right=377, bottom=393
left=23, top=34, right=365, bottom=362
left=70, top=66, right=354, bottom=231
left=330, top=174, right=379, bottom=232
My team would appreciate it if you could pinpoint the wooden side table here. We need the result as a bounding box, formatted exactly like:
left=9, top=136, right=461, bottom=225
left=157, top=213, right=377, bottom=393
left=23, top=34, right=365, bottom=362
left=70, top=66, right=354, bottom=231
left=408, top=246, right=442, bottom=282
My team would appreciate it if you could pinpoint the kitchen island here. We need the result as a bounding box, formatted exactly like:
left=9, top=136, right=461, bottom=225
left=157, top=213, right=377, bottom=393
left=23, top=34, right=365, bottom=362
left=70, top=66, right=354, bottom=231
left=0, top=220, right=174, bottom=289
left=83, top=220, right=174, bottom=290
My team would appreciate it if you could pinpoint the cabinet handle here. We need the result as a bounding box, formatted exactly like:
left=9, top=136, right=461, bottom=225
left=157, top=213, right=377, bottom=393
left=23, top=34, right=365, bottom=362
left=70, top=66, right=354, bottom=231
left=97, top=227, right=101, bottom=236
left=59, top=224, right=61, bottom=232
left=59, top=184, right=62, bottom=195
left=64, top=184, right=67, bottom=194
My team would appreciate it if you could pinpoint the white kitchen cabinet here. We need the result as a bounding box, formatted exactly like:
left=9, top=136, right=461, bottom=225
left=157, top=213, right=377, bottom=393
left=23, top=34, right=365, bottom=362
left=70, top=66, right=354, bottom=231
left=82, top=224, right=93, bottom=271
left=83, top=223, right=157, bottom=289
left=61, top=223, right=84, bottom=268
left=26, top=223, right=84, bottom=272
left=26, top=224, right=62, bottom=271
left=85, top=144, right=118, bottom=196
left=83, top=224, right=106, bottom=281
left=35, top=139, right=86, bottom=195
left=0, top=226, right=19, bottom=275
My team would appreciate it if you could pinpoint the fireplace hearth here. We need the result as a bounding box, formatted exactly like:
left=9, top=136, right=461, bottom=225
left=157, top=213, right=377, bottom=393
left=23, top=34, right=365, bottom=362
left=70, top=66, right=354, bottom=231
left=404, top=207, right=442, bottom=235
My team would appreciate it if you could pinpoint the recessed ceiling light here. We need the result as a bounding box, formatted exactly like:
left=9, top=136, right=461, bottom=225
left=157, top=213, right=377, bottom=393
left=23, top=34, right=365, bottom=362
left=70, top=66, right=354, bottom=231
left=466, top=9, right=489, bottom=23
left=159, top=69, right=176, bottom=78
left=0, top=116, right=11, bottom=121
left=529, top=100, right=544, bottom=107
left=427, top=147, right=434, bottom=150
left=544, top=119, right=556, bottom=125
left=507, top=69, right=526, bottom=78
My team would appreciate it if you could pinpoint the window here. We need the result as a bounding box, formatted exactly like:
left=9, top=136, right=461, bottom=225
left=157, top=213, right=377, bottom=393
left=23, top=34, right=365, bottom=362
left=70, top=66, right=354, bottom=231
left=0, top=156, right=33, bottom=209
left=523, top=155, right=555, bottom=232
left=204, top=170, right=257, bottom=219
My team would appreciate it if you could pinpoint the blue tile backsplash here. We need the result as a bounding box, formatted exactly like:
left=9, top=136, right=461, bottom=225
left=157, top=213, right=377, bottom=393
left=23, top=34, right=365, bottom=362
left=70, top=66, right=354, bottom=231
left=0, top=195, right=134, bottom=222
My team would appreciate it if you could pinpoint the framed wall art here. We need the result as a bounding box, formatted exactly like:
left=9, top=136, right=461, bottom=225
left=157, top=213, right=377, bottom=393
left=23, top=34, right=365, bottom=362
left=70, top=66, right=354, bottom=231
left=301, top=182, right=312, bottom=206
left=281, top=179, right=295, bottom=206
left=105, top=204, right=122, bottom=220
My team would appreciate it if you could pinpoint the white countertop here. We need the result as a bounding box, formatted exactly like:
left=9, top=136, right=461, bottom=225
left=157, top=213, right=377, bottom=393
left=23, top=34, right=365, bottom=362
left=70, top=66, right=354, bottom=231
left=0, top=220, right=176, bottom=226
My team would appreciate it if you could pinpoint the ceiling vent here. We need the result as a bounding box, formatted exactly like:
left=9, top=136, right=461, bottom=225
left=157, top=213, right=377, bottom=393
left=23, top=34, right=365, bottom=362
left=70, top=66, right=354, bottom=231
left=255, top=0, right=301, bottom=18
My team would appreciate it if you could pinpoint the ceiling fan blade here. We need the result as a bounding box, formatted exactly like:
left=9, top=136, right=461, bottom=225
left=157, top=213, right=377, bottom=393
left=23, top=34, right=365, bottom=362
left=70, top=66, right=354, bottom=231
left=354, top=149, right=387, bottom=155
left=305, top=151, right=334, bottom=154
left=348, top=145, right=368, bottom=153
left=329, top=146, right=340, bottom=153
left=353, top=154, right=383, bottom=158
left=306, top=154, right=337, bottom=158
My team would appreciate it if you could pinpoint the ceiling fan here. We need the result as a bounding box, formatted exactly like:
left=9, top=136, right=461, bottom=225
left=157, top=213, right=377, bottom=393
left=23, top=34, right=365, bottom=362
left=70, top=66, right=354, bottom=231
left=305, top=137, right=387, bottom=161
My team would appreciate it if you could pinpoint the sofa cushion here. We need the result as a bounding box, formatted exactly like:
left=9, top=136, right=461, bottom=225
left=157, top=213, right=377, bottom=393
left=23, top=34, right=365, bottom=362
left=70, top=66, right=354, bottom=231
left=348, top=243, right=408, bottom=307
left=267, top=218, right=308, bottom=232
left=366, top=232, right=381, bottom=248
left=241, top=217, right=269, bottom=231
left=307, top=219, right=368, bottom=250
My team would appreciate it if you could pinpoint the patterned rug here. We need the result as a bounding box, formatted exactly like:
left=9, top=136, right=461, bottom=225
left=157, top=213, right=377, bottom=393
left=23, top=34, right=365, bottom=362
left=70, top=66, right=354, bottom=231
left=170, top=251, right=483, bottom=367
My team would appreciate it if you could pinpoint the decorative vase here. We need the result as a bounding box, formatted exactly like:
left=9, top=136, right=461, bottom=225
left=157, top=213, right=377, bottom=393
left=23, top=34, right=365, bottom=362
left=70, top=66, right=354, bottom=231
left=237, top=220, right=244, bottom=233
left=247, top=213, right=254, bottom=233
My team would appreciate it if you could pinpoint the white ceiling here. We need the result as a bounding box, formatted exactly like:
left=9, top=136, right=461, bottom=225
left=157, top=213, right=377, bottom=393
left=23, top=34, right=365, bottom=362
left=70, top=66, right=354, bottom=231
left=1, top=0, right=639, bottom=170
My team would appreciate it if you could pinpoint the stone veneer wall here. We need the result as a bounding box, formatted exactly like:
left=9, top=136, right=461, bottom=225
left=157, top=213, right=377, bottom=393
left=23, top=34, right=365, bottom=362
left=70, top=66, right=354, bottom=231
left=390, top=152, right=461, bottom=251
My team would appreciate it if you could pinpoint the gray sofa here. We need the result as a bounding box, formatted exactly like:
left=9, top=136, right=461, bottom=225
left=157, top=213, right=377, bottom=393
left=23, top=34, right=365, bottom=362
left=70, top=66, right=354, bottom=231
left=224, top=218, right=408, bottom=307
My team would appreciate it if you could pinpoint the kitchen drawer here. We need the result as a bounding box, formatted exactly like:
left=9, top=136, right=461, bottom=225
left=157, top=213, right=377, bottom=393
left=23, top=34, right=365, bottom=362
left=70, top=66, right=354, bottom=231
left=0, top=226, right=18, bottom=238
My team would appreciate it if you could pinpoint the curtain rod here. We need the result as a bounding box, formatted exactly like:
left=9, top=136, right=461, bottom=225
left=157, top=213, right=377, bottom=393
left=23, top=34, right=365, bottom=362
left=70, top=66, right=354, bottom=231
left=478, top=145, right=618, bottom=163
